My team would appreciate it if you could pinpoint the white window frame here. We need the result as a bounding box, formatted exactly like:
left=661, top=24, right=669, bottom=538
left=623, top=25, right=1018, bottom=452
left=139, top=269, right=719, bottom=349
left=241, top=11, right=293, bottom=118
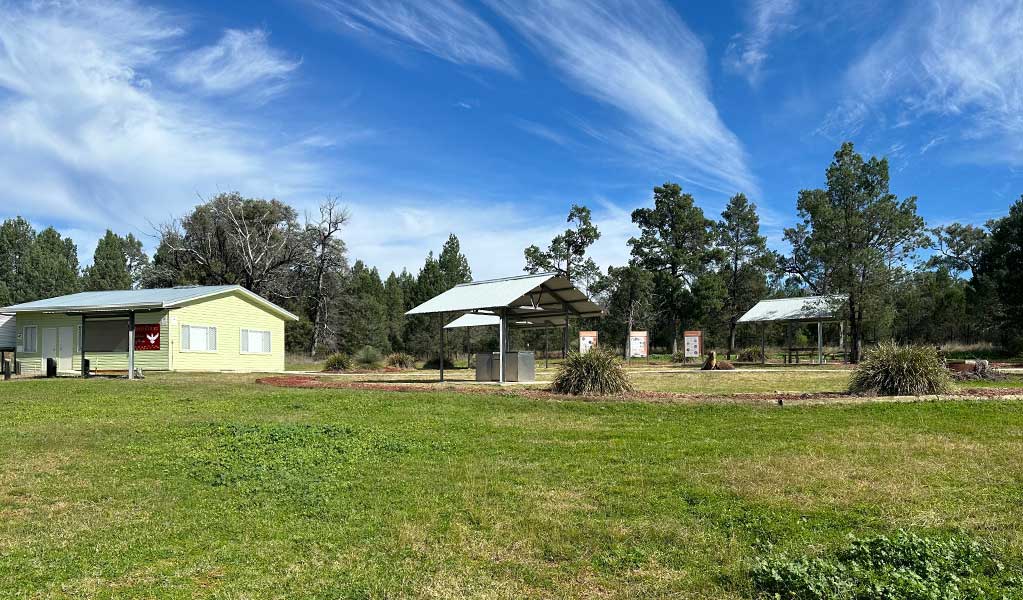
left=180, top=324, right=218, bottom=353
left=23, top=326, right=38, bottom=353
left=240, top=328, right=272, bottom=355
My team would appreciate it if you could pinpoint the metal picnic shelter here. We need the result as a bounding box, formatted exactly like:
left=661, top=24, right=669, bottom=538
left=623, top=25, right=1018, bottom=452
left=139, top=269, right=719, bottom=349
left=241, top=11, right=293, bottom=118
left=405, top=273, right=603, bottom=383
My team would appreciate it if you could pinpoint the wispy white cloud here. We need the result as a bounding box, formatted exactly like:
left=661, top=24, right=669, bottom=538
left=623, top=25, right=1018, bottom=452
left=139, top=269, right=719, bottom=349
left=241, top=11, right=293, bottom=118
left=172, top=29, right=300, bottom=97
left=821, top=0, right=1023, bottom=164
left=343, top=193, right=636, bottom=280
left=724, top=0, right=799, bottom=85
left=304, top=0, right=515, bottom=74
left=513, top=118, right=571, bottom=147
left=487, top=0, right=757, bottom=196
left=0, top=0, right=331, bottom=263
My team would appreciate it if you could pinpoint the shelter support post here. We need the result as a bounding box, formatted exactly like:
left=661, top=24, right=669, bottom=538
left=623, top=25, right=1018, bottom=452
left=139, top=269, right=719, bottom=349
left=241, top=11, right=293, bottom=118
left=439, top=313, right=445, bottom=382
left=127, top=311, right=135, bottom=380
left=562, top=301, right=570, bottom=358
left=817, top=321, right=824, bottom=365
left=498, top=309, right=506, bottom=384
left=81, top=315, right=87, bottom=378
left=760, top=324, right=766, bottom=365
left=544, top=326, right=549, bottom=369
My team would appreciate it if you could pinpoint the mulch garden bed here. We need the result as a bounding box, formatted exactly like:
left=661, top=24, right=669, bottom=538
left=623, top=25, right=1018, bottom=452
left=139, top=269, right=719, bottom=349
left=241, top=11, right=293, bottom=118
left=256, top=375, right=1023, bottom=405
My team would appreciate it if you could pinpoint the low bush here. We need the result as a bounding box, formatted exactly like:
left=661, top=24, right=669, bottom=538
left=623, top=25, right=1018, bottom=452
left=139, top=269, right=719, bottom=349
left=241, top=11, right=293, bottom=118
left=672, top=350, right=695, bottom=364
left=384, top=352, right=417, bottom=369
left=750, top=530, right=1019, bottom=599
left=849, top=341, right=953, bottom=396
left=423, top=356, right=455, bottom=370
left=322, top=352, right=352, bottom=372
left=551, top=348, right=633, bottom=396
left=737, top=346, right=765, bottom=362
left=353, top=345, right=383, bottom=368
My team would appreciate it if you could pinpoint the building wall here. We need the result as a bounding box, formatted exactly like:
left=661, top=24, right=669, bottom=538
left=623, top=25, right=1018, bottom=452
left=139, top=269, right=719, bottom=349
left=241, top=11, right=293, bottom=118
left=14, top=311, right=169, bottom=374
left=12, top=291, right=286, bottom=374
left=167, top=292, right=286, bottom=372
left=0, top=314, right=15, bottom=349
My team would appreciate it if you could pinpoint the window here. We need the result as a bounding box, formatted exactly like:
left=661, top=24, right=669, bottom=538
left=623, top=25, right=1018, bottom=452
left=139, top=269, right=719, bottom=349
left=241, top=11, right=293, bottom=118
left=181, top=325, right=217, bottom=352
left=23, top=326, right=37, bottom=353
left=241, top=329, right=271, bottom=354
left=77, top=325, right=82, bottom=353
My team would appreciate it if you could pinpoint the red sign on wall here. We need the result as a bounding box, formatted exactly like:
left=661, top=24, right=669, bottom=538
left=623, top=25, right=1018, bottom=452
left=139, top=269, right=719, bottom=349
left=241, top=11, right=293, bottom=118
left=135, top=324, right=161, bottom=351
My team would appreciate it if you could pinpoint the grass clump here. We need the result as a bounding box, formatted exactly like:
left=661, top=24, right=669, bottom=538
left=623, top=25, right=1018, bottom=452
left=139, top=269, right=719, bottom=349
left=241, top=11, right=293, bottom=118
left=353, top=345, right=383, bottom=368
left=672, top=350, right=695, bottom=364
left=751, top=530, right=1020, bottom=599
left=323, top=352, right=352, bottom=372
left=849, top=341, right=953, bottom=396
left=738, top=346, right=765, bottom=362
left=551, top=348, right=633, bottom=396
left=384, top=352, right=417, bottom=370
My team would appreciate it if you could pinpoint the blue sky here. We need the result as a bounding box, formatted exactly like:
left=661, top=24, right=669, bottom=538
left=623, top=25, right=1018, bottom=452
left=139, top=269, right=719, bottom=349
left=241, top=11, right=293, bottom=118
left=1, top=0, right=1021, bottom=280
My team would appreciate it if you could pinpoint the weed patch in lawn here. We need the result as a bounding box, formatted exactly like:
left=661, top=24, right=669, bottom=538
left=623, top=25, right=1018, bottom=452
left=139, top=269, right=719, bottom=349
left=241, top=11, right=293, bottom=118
left=751, top=530, right=1023, bottom=599
left=186, top=423, right=430, bottom=511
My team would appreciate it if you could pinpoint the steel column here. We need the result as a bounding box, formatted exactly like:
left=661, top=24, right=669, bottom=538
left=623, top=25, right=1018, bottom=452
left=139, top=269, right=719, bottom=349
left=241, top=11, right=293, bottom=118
left=127, top=311, right=135, bottom=380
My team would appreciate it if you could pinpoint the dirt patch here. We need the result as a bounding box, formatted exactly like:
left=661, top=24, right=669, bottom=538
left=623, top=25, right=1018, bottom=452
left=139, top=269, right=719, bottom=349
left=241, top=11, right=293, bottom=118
left=256, top=376, right=1023, bottom=405
left=321, top=366, right=412, bottom=374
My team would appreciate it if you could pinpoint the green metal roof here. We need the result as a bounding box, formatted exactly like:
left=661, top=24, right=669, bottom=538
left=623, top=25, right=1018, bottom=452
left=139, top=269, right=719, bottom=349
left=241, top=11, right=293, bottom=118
left=1, top=285, right=298, bottom=320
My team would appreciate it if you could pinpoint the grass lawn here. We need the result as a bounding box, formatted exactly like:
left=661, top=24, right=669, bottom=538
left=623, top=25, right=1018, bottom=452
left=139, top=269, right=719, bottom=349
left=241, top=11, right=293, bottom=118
left=3, top=372, right=1023, bottom=598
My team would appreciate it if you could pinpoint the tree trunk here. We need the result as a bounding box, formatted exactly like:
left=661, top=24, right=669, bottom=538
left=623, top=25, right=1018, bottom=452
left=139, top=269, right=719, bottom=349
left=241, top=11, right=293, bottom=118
left=848, top=299, right=862, bottom=363
left=728, top=320, right=737, bottom=360
left=671, top=317, right=679, bottom=355
left=626, top=304, right=635, bottom=362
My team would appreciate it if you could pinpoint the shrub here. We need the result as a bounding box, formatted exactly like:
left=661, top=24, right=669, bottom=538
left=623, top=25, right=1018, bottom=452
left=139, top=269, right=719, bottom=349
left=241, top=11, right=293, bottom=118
left=353, top=345, right=383, bottom=368
left=849, top=341, right=953, bottom=396
left=737, top=346, right=765, bottom=362
left=750, top=530, right=1017, bottom=600
left=672, top=351, right=695, bottom=364
left=384, top=352, right=417, bottom=369
left=323, top=352, right=352, bottom=372
left=423, top=356, right=455, bottom=370
left=551, top=348, right=633, bottom=396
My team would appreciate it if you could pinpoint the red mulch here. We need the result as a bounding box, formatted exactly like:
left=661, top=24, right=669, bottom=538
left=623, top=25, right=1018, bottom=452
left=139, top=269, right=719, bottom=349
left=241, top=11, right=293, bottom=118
left=256, top=375, right=1023, bottom=404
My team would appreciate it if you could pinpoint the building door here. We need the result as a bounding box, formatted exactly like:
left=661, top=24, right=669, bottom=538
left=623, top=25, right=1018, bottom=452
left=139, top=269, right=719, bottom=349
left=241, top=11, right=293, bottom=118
left=58, top=327, right=74, bottom=372
left=41, top=327, right=58, bottom=371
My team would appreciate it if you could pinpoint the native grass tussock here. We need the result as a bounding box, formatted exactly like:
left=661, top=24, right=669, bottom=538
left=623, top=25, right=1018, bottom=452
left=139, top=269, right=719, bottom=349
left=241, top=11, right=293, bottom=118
left=550, top=348, right=633, bottom=396
left=849, top=341, right=953, bottom=396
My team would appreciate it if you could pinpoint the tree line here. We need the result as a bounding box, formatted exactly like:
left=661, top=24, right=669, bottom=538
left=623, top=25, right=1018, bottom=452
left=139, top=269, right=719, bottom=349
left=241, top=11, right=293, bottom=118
left=2, top=142, right=1022, bottom=360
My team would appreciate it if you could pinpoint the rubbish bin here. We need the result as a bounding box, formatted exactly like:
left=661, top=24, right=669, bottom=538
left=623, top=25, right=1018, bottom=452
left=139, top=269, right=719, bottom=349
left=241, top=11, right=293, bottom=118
left=46, top=357, right=57, bottom=378
left=475, top=353, right=493, bottom=382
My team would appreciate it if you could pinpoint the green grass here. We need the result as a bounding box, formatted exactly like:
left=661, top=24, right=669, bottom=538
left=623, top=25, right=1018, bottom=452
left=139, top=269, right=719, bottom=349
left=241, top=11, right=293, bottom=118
left=2, top=373, right=1023, bottom=598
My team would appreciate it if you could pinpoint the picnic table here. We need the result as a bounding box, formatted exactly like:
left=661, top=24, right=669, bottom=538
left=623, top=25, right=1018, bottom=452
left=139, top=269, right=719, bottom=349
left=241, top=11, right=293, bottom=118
left=785, top=347, right=848, bottom=364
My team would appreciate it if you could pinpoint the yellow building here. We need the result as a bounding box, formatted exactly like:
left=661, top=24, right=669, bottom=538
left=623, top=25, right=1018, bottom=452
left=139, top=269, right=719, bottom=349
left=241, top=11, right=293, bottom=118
left=1, top=285, right=297, bottom=375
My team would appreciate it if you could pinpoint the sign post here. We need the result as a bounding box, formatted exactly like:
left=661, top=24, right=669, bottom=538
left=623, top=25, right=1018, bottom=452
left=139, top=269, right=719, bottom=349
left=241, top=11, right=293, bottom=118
left=683, top=330, right=703, bottom=360
left=628, top=331, right=648, bottom=360
left=579, top=331, right=598, bottom=355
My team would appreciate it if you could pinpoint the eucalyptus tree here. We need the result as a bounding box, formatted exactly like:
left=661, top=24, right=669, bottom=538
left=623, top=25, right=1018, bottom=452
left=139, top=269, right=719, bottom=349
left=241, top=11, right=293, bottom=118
left=591, top=264, right=654, bottom=358
left=629, top=183, right=716, bottom=353
left=524, top=204, right=601, bottom=290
